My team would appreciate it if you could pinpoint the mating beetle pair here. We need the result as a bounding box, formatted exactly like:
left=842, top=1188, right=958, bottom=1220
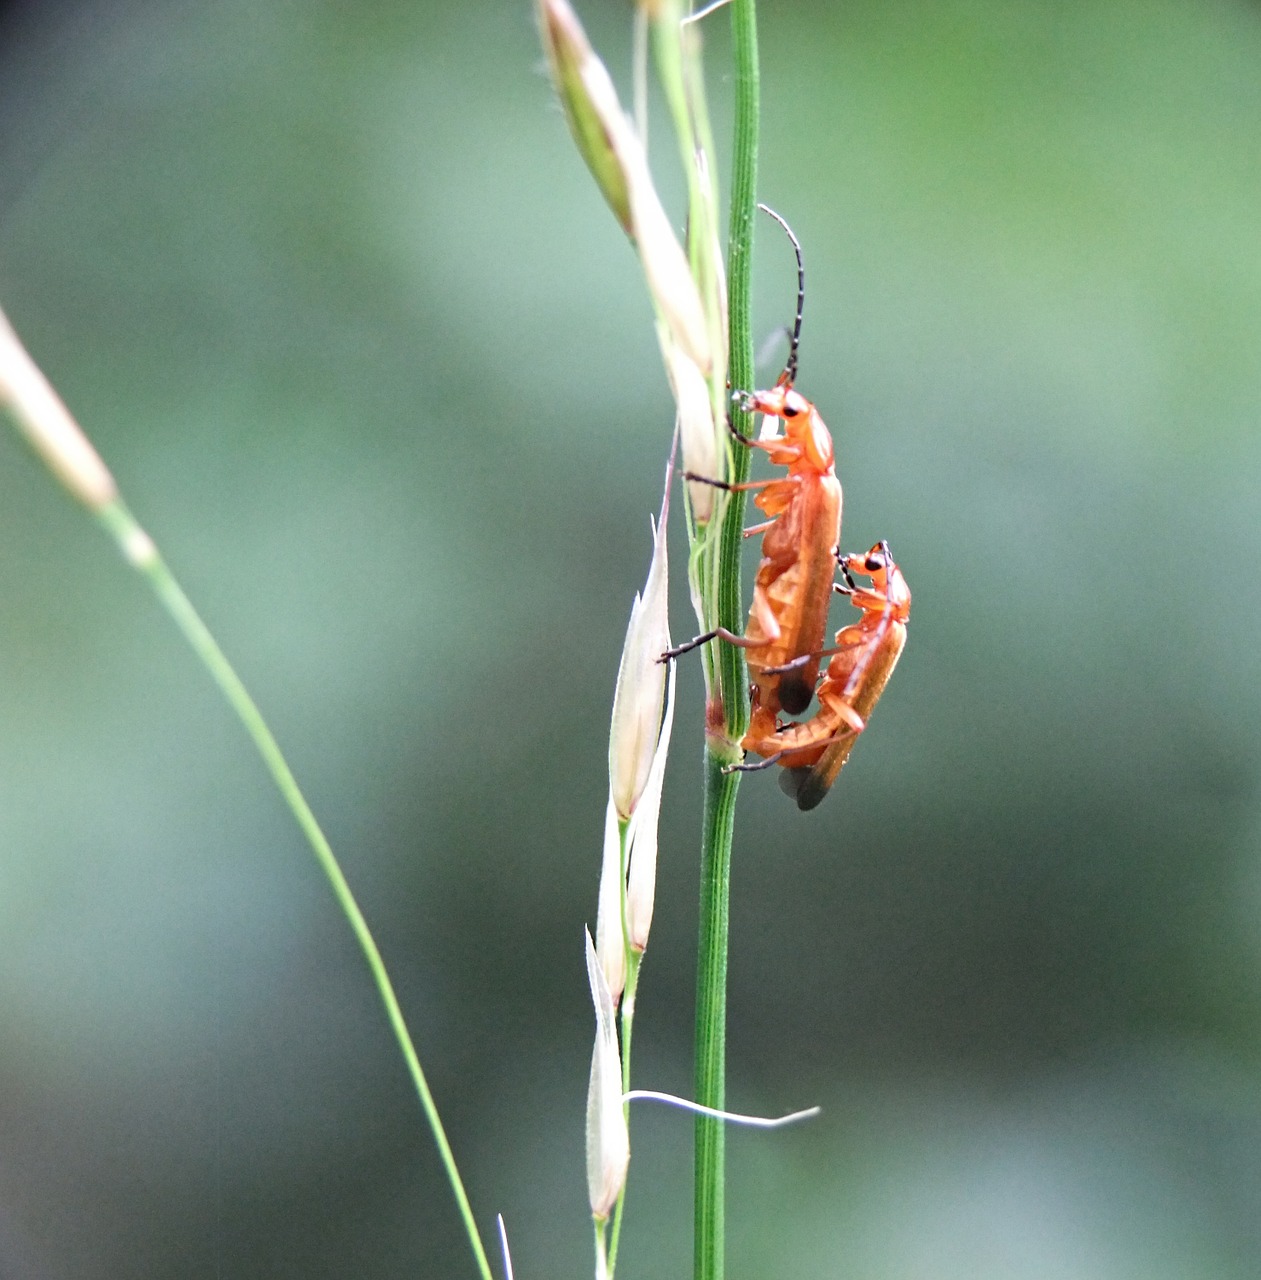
left=665, top=207, right=910, bottom=811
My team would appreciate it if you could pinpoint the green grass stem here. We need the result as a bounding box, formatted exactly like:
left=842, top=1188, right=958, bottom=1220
left=92, top=498, right=496, bottom=1280
left=693, top=2, right=758, bottom=1278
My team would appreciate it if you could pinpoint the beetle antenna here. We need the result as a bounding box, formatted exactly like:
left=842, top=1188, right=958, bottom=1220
left=757, top=202, right=805, bottom=388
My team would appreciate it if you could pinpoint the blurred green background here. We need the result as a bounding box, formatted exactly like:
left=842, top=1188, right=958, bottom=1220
left=2, top=0, right=1261, bottom=1275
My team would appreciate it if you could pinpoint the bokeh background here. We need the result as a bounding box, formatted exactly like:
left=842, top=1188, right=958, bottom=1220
left=2, top=0, right=1261, bottom=1275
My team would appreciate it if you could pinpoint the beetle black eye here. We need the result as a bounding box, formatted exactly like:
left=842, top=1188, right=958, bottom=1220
left=865, top=554, right=883, bottom=572
left=782, top=404, right=798, bottom=417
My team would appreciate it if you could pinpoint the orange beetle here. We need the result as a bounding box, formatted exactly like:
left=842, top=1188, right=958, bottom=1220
left=666, top=206, right=843, bottom=732
left=737, top=541, right=910, bottom=811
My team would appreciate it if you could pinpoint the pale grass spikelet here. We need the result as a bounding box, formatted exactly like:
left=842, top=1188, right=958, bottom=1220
left=692, top=148, right=729, bottom=376
left=676, top=27, right=728, bottom=362
left=496, top=1215, right=515, bottom=1280
left=0, top=306, right=117, bottom=511
left=607, top=507, right=670, bottom=822
left=593, top=796, right=627, bottom=1003
left=626, top=656, right=674, bottom=952
left=625, top=157, right=711, bottom=374
left=584, top=928, right=629, bottom=1221
left=661, top=334, right=719, bottom=522
left=601, top=451, right=677, bottom=988
left=536, top=0, right=632, bottom=234
left=536, top=0, right=711, bottom=375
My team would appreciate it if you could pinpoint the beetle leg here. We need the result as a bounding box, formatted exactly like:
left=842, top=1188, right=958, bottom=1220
left=724, top=409, right=755, bottom=446
left=722, top=750, right=786, bottom=775
left=659, top=626, right=754, bottom=662
left=813, top=629, right=868, bottom=660
left=760, top=651, right=815, bottom=676
left=683, top=471, right=774, bottom=494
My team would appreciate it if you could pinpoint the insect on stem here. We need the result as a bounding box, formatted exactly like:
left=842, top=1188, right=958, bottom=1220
left=746, top=542, right=911, bottom=810
left=665, top=208, right=843, bottom=730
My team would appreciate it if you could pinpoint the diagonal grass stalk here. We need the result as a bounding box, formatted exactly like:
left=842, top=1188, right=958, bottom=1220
left=93, top=499, right=498, bottom=1280
left=0, top=306, right=494, bottom=1280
